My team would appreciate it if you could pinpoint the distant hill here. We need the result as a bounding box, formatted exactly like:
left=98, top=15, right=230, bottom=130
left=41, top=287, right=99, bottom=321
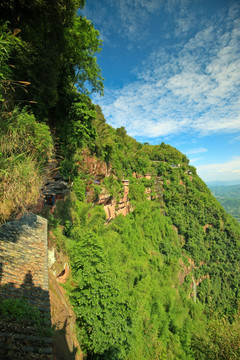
left=207, top=180, right=240, bottom=186
left=209, top=184, right=240, bottom=223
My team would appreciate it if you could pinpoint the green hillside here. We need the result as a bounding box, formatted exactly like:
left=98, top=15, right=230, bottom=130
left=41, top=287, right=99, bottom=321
left=1, top=1, right=240, bottom=359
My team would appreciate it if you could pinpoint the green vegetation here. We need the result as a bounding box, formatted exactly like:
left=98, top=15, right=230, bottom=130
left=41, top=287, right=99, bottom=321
left=0, top=22, right=22, bottom=109
left=0, top=298, right=40, bottom=321
left=161, top=167, right=240, bottom=317
left=0, top=297, right=51, bottom=336
left=0, top=0, right=103, bottom=119
left=53, top=130, right=240, bottom=358
left=0, top=108, right=53, bottom=221
left=192, top=315, right=240, bottom=360
left=51, top=158, right=240, bottom=359
left=0, top=0, right=102, bottom=219
left=1, top=1, right=240, bottom=359
left=65, top=201, right=196, bottom=359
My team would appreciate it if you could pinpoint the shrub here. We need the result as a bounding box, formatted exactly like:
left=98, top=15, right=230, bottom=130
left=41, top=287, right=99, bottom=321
left=0, top=108, right=53, bottom=222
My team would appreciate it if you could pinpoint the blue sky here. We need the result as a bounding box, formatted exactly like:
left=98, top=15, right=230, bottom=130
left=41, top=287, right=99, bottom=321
left=83, top=0, right=240, bottom=183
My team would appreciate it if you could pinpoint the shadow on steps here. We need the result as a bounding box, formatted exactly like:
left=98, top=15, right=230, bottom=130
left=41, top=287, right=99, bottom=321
left=0, top=270, right=53, bottom=360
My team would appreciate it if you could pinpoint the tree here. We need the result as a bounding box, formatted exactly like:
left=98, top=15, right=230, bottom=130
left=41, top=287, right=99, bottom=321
left=0, top=0, right=103, bottom=120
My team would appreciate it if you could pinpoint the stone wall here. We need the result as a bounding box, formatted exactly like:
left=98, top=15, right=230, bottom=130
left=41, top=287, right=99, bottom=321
left=0, top=213, right=49, bottom=290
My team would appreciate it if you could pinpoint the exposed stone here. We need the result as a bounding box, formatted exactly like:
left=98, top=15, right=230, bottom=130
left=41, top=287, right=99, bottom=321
left=102, top=180, right=131, bottom=221
left=145, top=187, right=152, bottom=200
left=79, top=149, right=112, bottom=177
left=203, top=224, right=213, bottom=232
left=48, top=248, right=56, bottom=268
left=57, top=263, right=70, bottom=284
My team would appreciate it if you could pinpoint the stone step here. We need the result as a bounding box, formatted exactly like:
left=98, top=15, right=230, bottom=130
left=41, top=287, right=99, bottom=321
left=0, top=341, right=53, bottom=359
left=0, top=213, right=52, bottom=359
left=0, top=343, right=53, bottom=355
left=1, top=272, right=45, bottom=281
left=0, top=241, right=45, bottom=249
left=0, top=254, right=45, bottom=262
left=0, top=332, right=53, bottom=345
left=0, top=293, right=50, bottom=308
left=0, top=287, right=50, bottom=301
left=0, top=318, right=51, bottom=331
left=0, top=355, right=52, bottom=360
left=0, top=296, right=51, bottom=314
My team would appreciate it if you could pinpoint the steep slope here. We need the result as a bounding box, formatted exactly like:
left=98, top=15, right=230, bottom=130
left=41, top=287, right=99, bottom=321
left=46, top=108, right=240, bottom=360
left=153, top=161, right=240, bottom=317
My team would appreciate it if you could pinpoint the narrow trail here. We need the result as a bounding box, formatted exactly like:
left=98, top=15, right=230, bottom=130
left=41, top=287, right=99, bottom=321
left=192, top=276, right=197, bottom=303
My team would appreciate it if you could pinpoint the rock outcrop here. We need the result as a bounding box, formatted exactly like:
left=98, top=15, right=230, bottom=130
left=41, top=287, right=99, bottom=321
left=79, top=149, right=112, bottom=177
left=79, top=151, right=131, bottom=221
left=100, top=179, right=131, bottom=221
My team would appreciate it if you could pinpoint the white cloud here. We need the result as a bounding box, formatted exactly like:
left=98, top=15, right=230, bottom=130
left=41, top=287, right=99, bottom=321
left=196, top=156, right=240, bottom=182
left=84, top=0, right=164, bottom=44
left=230, top=135, right=240, bottom=143
left=84, top=0, right=197, bottom=45
left=94, top=3, right=240, bottom=139
left=189, top=157, right=204, bottom=164
left=186, top=148, right=208, bottom=155
left=83, top=1, right=124, bottom=46
left=116, top=0, right=163, bottom=42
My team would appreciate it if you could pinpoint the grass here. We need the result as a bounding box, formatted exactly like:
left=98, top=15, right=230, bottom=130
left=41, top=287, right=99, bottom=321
left=0, top=297, right=52, bottom=336
left=0, top=108, right=53, bottom=223
left=0, top=157, right=41, bottom=222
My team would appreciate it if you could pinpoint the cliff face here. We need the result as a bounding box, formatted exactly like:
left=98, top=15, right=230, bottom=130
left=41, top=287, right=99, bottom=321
left=99, top=180, right=131, bottom=221
left=79, top=151, right=132, bottom=221
left=79, top=149, right=112, bottom=178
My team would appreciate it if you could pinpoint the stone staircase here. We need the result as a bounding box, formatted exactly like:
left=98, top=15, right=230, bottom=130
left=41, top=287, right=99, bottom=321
left=0, top=213, right=53, bottom=359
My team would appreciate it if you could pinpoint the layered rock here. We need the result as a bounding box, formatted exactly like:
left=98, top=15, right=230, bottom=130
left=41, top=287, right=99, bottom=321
left=79, top=149, right=111, bottom=177
left=101, top=180, right=131, bottom=221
